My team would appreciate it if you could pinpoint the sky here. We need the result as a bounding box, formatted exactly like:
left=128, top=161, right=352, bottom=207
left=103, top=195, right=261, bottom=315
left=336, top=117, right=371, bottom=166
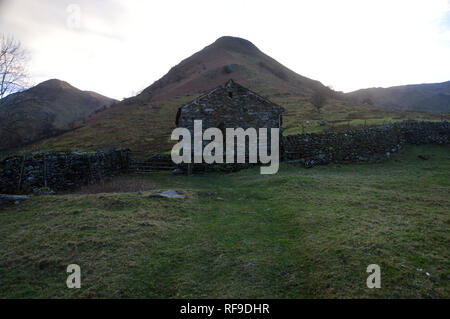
left=1, top=0, right=449, bottom=99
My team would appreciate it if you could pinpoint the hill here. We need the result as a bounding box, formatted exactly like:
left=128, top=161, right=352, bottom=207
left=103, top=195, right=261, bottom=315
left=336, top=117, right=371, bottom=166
left=0, top=79, right=116, bottom=151
left=346, top=81, right=450, bottom=113
left=29, top=37, right=448, bottom=154
left=136, top=36, right=334, bottom=102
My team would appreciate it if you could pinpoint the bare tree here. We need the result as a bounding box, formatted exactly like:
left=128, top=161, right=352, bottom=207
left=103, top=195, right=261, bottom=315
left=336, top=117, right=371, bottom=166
left=310, top=90, right=327, bottom=113
left=0, top=35, right=29, bottom=99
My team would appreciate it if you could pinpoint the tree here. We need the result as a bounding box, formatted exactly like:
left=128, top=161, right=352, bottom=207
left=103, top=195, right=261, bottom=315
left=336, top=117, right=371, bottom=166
left=0, top=35, right=29, bottom=99
left=311, top=90, right=327, bottom=113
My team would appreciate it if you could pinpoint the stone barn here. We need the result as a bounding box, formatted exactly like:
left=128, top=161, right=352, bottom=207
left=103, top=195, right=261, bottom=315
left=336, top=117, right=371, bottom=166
left=175, top=79, right=284, bottom=162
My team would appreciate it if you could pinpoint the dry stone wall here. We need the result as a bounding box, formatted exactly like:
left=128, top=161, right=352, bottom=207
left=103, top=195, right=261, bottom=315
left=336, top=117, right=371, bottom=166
left=1, top=121, right=447, bottom=192
left=0, top=148, right=130, bottom=194
left=283, top=121, right=449, bottom=168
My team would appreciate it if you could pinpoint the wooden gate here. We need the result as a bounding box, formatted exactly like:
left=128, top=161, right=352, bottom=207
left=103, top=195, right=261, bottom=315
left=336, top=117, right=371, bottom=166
left=129, top=152, right=176, bottom=173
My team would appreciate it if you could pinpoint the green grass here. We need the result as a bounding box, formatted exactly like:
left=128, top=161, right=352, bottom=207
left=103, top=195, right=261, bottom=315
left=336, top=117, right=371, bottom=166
left=0, top=145, right=449, bottom=298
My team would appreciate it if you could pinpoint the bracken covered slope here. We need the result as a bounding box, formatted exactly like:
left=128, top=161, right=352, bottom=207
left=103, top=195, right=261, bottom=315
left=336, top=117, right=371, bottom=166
left=137, top=36, right=333, bottom=102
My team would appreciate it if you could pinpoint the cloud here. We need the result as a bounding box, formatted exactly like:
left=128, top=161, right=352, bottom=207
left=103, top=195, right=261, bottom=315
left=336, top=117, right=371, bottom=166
left=1, top=0, right=449, bottom=98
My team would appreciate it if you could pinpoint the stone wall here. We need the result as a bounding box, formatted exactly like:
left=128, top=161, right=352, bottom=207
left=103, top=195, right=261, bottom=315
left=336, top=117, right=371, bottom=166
left=1, top=122, right=447, bottom=191
left=396, top=120, right=450, bottom=145
left=0, top=148, right=130, bottom=194
left=283, top=121, right=449, bottom=168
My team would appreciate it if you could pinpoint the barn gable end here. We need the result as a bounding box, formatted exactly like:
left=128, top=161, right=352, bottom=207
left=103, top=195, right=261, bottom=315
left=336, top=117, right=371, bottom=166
left=176, top=79, right=284, bottom=132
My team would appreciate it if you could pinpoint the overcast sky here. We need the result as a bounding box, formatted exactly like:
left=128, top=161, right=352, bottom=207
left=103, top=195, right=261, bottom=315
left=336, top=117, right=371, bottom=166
left=1, top=0, right=449, bottom=99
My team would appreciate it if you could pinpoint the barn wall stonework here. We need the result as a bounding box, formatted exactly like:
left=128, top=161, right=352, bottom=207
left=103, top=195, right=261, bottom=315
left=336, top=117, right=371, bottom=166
left=176, top=80, right=284, bottom=163
left=176, top=80, right=284, bottom=134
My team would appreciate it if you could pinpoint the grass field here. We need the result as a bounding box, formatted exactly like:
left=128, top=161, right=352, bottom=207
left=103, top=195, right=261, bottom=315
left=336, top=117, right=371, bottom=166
left=0, top=144, right=449, bottom=298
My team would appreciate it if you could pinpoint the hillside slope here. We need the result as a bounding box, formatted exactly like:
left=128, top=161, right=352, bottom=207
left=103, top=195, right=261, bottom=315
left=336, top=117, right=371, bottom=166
left=0, top=79, right=116, bottom=150
left=30, top=37, right=448, bottom=154
left=346, top=81, right=450, bottom=113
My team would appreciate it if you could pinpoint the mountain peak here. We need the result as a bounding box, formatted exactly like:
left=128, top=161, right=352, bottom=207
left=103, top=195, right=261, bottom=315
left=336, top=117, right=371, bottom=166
left=211, top=36, right=260, bottom=54
left=37, top=79, right=74, bottom=90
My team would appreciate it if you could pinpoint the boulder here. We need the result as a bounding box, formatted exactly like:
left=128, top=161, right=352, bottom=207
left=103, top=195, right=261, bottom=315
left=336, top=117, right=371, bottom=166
left=150, top=190, right=186, bottom=199
left=0, top=194, right=31, bottom=206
